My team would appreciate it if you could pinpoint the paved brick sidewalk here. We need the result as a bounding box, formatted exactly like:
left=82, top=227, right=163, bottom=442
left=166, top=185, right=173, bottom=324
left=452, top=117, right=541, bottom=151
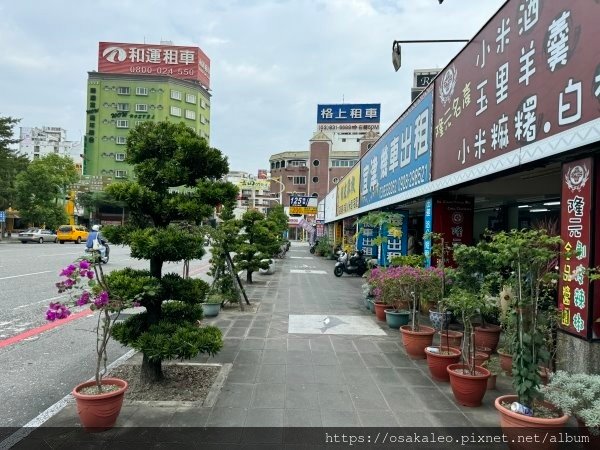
left=37, top=242, right=510, bottom=435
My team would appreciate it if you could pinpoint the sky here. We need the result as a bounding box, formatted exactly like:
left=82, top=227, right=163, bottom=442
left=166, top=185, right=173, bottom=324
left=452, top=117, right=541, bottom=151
left=0, top=0, right=507, bottom=175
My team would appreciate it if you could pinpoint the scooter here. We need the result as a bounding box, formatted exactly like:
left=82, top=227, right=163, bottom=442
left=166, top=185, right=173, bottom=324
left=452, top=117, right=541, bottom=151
left=333, top=250, right=367, bottom=277
left=85, top=241, right=110, bottom=264
left=309, top=239, right=318, bottom=254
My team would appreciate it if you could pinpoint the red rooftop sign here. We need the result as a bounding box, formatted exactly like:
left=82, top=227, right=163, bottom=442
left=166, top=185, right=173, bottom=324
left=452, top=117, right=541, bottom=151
left=98, top=42, right=210, bottom=89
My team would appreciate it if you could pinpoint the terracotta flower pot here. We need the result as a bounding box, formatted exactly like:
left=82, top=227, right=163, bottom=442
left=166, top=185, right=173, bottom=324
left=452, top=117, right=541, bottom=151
left=400, top=325, right=436, bottom=360
left=487, top=374, right=497, bottom=390
left=497, top=349, right=513, bottom=375
left=72, top=377, right=128, bottom=431
left=476, top=346, right=492, bottom=357
left=474, top=324, right=502, bottom=352
left=437, top=330, right=463, bottom=348
left=373, top=302, right=387, bottom=322
left=425, top=346, right=461, bottom=381
left=494, top=395, right=569, bottom=450
left=472, top=351, right=490, bottom=367
left=447, top=363, right=490, bottom=407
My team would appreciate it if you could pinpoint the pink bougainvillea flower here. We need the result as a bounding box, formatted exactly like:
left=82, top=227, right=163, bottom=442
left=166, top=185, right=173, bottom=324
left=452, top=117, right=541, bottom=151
left=76, top=291, right=91, bottom=306
left=94, top=291, right=109, bottom=308
left=60, top=264, right=77, bottom=277
left=79, top=260, right=91, bottom=270
left=86, top=270, right=95, bottom=280
left=45, top=302, right=71, bottom=321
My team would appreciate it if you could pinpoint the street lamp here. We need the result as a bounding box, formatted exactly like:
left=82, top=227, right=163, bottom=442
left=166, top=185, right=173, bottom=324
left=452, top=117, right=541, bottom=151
left=268, top=177, right=285, bottom=205
left=392, top=39, right=469, bottom=71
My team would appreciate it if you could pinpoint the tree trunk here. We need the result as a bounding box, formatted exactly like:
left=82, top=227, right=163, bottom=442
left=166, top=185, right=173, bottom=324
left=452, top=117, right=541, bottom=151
left=150, top=257, right=163, bottom=279
left=141, top=354, right=163, bottom=384
left=246, top=269, right=253, bottom=283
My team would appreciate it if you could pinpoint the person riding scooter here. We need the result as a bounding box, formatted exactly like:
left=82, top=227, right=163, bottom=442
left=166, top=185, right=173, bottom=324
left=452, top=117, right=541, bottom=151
left=86, top=224, right=109, bottom=263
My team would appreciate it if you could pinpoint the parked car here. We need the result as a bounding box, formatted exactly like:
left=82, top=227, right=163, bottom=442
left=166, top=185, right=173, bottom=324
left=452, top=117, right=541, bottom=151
left=57, top=225, right=89, bottom=244
left=19, top=228, right=58, bottom=244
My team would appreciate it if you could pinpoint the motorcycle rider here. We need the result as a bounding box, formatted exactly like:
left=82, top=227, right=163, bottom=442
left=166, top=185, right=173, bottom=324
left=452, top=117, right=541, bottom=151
left=86, top=224, right=107, bottom=260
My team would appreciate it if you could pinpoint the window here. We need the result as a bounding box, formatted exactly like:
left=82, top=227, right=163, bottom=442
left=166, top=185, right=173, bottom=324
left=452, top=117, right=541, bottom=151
left=88, top=130, right=95, bottom=136
left=135, top=104, right=148, bottom=112
left=185, top=109, right=196, bottom=120
left=313, top=159, right=320, bottom=166
left=90, top=95, right=97, bottom=101
left=89, top=122, right=95, bottom=129
left=116, top=103, right=129, bottom=112
left=293, top=176, right=306, bottom=185
left=115, top=153, right=126, bottom=161
left=332, top=177, right=339, bottom=184
left=170, top=106, right=182, bottom=117
left=90, top=102, right=96, bottom=108
left=341, top=138, right=346, bottom=142
left=186, top=93, right=197, bottom=104
left=136, top=87, right=148, bottom=96
left=90, top=88, right=97, bottom=93
left=331, top=159, right=358, bottom=168
left=275, top=161, right=280, bottom=169
left=117, top=87, right=130, bottom=95
left=116, top=136, right=126, bottom=145
left=281, top=160, right=286, bottom=168
left=271, top=162, right=275, bottom=170
left=312, top=176, right=319, bottom=183
left=116, top=119, right=129, bottom=128
left=200, top=116, right=207, bottom=124
left=115, top=170, right=127, bottom=178
left=135, top=120, right=145, bottom=126
left=170, top=90, right=182, bottom=100
left=312, top=193, right=318, bottom=197
left=289, top=160, right=306, bottom=167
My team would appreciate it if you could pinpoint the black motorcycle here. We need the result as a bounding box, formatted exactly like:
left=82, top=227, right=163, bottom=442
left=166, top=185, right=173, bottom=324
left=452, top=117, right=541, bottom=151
left=309, top=239, right=318, bottom=254
left=333, top=250, right=367, bottom=277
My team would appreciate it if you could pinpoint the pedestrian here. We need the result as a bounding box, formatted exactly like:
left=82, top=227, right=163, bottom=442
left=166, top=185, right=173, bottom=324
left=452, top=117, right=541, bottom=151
left=407, top=231, right=415, bottom=255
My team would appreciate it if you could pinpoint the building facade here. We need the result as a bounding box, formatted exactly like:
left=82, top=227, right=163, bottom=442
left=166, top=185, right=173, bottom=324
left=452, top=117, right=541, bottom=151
left=84, top=41, right=211, bottom=178
left=19, top=126, right=83, bottom=172
left=226, top=171, right=272, bottom=218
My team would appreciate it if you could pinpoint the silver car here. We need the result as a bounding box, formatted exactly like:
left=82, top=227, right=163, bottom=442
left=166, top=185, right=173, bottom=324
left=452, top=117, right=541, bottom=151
left=18, top=228, right=58, bottom=244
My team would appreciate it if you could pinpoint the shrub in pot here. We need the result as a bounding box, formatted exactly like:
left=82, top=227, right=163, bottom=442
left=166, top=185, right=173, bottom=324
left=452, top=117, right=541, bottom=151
left=483, top=356, right=502, bottom=390
left=400, top=285, right=435, bottom=360
left=203, top=291, right=225, bottom=317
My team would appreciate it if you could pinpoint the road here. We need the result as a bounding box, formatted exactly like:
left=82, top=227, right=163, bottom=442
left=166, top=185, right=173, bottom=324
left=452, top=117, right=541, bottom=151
left=0, top=240, right=212, bottom=427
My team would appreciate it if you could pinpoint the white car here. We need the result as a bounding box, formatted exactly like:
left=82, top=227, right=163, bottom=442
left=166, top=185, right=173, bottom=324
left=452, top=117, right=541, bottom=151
left=18, top=228, right=58, bottom=244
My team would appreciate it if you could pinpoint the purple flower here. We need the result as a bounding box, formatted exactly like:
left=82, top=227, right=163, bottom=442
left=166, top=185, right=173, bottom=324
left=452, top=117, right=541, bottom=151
left=79, top=260, right=91, bottom=270
left=132, top=301, right=141, bottom=307
left=86, top=270, right=95, bottom=280
left=64, top=278, right=75, bottom=288
left=93, top=291, right=109, bottom=308
left=60, top=264, right=77, bottom=277
left=45, top=302, right=71, bottom=321
left=76, top=291, right=91, bottom=306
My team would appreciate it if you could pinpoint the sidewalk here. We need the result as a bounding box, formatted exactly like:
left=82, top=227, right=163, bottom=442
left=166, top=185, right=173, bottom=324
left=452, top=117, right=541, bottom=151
left=21, top=241, right=512, bottom=445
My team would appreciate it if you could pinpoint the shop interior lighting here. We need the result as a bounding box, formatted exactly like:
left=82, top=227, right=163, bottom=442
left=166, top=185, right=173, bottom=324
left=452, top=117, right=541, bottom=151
left=530, top=208, right=549, bottom=213
left=518, top=205, right=531, bottom=208
left=543, top=201, right=561, bottom=206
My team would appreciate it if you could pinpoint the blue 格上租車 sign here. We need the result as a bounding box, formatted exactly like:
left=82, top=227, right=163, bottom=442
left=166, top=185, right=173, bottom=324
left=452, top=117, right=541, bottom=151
left=317, top=104, right=380, bottom=124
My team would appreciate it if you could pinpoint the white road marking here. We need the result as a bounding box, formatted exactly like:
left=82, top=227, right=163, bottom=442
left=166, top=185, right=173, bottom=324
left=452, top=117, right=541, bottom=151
left=290, top=269, right=327, bottom=274
left=38, top=252, right=82, bottom=257
left=0, top=271, right=52, bottom=281
left=289, top=256, right=314, bottom=259
left=13, top=295, right=66, bottom=310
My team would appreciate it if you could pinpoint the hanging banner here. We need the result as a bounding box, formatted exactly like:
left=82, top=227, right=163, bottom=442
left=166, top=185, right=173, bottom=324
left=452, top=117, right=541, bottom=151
left=558, top=157, right=593, bottom=340
left=336, top=165, right=360, bottom=216
left=424, top=198, right=433, bottom=267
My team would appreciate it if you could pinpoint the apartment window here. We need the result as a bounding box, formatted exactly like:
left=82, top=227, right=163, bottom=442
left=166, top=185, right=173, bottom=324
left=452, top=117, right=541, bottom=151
left=200, top=116, right=207, bottom=124
left=90, top=95, right=97, bottom=101
left=116, top=103, right=129, bottom=112
left=293, top=176, right=306, bottom=185
left=116, top=119, right=129, bottom=128
left=90, top=88, right=96, bottom=93
left=312, top=176, right=319, bottom=183
left=135, top=121, right=145, bottom=126
left=313, top=159, right=320, bottom=166
left=136, top=87, right=148, bottom=96
left=332, top=177, right=339, bottom=184
left=289, top=160, right=306, bottom=167
left=271, top=162, right=275, bottom=170
left=90, top=115, right=96, bottom=121
left=116, top=136, right=127, bottom=145
left=33, top=154, right=40, bottom=159
left=89, top=122, right=95, bottom=129
left=200, top=99, right=207, bottom=108
left=170, top=90, right=182, bottom=100
left=170, top=106, right=182, bottom=117
left=185, top=109, right=196, bottom=120
left=135, top=104, right=148, bottom=112
left=331, top=159, right=357, bottom=168
left=115, top=170, right=127, bottom=178
left=115, top=153, right=126, bottom=161
left=90, top=102, right=96, bottom=108
left=186, top=93, right=197, bottom=104
left=117, top=87, right=130, bottom=95
left=88, top=130, right=95, bottom=136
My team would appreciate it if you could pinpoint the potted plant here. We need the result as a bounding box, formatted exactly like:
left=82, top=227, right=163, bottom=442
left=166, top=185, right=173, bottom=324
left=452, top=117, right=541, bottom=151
left=203, top=291, right=225, bottom=317
left=483, top=355, right=502, bottom=390
left=484, top=229, right=569, bottom=429
left=370, top=266, right=414, bottom=327
left=47, top=257, right=145, bottom=430
left=542, top=371, right=600, bottom=441
left=442, top=288, right=490, bottom=407
left=399, top=270, right=435, bottom=359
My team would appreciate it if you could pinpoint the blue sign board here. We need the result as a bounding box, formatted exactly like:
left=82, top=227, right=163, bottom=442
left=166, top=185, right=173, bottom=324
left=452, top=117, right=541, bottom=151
left=317, top=104, right=381, bottom=124
left=0, top=211, right=5, bottom=223
left=423, top=198, right=433, bottom=267
left=379, top=212, right=409, bottom=266
left=356, top=225, right=378, bottom=259
left=359, top=91, right=433, bottom=208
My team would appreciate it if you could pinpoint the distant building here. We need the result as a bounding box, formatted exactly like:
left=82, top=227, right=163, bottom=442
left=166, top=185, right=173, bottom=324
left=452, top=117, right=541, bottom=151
left=19, top=126, right=83, bottom=173
left=226, top=171, right=272, bottom=218
left=84, top=41, right=211, bottom=179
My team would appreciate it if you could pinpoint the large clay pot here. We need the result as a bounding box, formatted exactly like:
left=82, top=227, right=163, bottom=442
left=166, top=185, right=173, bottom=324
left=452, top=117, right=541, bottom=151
left=400, top=325, right=435, bottom=359
left=447, top=363, right=490, bottom=407
left=385, top=309, right=410, bottom=329
left=425, top=346, right=461, bottom=381
left=203, top=302, right=220, bottom=318
left=472, top=351, right=490, bottom=367
left=487, top=374, right=497, bottom=390
left=373, top=302, right=387, bottom=322
left=497, top=349, right=513, bottom=375
left=494, top=395, right=569, bottom=450
left=474, top=324, right=502, bottom=352
left=437, top=330, right=463, bottom=348
left=72, top=377, right=128, bottom=431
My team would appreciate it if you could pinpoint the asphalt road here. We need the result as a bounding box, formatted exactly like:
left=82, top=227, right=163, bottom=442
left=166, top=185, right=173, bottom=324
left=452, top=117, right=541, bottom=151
left=0, top=239, right=212, bottom=427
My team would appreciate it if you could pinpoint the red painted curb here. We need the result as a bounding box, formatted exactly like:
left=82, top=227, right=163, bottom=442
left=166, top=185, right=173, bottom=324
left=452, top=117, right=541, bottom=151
left=0, top=309, right=93, bottom=350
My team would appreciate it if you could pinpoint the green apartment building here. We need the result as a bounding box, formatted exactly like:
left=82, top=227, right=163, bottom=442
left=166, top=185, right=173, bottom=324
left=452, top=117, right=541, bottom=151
left=84, top=72, right=211, bottom=178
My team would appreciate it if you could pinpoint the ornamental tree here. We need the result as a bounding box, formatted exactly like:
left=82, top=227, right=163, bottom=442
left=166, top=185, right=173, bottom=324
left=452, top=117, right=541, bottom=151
left=0, top=116, right=28, bottom=210
left=102, top=121, right=238, bottom=383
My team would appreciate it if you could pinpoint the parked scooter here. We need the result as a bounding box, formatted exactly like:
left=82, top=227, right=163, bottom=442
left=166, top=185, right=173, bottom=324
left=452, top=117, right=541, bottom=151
left=333, top=250, right=367, bottom=277
left=309, top=239, right=318, bottom=254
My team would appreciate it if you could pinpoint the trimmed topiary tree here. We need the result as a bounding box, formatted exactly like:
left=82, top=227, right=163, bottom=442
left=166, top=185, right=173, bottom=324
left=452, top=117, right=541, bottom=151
left=102, top=121, right=238, bottom=383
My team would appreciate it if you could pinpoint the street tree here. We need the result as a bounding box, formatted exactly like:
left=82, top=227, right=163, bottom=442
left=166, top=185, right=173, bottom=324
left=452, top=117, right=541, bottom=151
left=15, top=154, right=79, bottom=229
left=233, top=209, right=281, bottom=283
left=103, top=121, right=238, bottom=383
left=266, top=204, right=289, bottom=238
left=0, top=116, right=28, bottom=210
